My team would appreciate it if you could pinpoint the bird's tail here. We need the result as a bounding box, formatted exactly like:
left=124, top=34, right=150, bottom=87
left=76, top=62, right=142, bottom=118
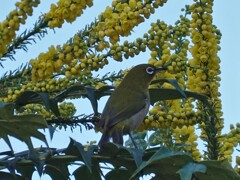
left=98, top=130, right=124, bottom=148
left=112, top=130, right=123, bottom=145
left=98, top=133, right=109, bottom=148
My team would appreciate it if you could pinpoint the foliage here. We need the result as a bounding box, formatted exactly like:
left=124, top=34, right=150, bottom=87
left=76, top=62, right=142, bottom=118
left=0, top=84, right=238, bottom=179
left=0, top=0, right=239, bottom=179
left=0, top=141, right=239, bottom=179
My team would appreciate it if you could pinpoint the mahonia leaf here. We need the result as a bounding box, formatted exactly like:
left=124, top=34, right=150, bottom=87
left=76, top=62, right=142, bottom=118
left=95, top=85, right=114, bottom=99
left=16, top=163, right=35, bottom=180
left=149, top=88, right=185, bottom=105
left=0, top=114, right=48, bottom=151
left=84, top=86, right=114, bottom=115
left=73, top=165, right=101, bottom=180
left=48, top=98, right=60, bottom=117
left=100, top=142, right=143, bottom=168
left=54, top=85, right=85, bottom=102
left=29, top=150, right=50, bottom=176
left=16, top=91, right=61, bottom=117
left=195, top=159, right=240, bottom=180
left=15, top=91, right=49, bottom=109
left=45, top=156, right=71, bottom=179
left=177, top=162, right=206, bottom=180
left=0, top=171, right=24, bottom=179
left=0, top=158, right=20, bottom=176
left=151, top=78, right=187, bottom=98
left=64, top=138, right=97, bottom=173
left=85, top=86, right=98, bottom=115
left=44, top=165, right=69, bottom=180
left=48, top=125, right=56, bottom=140
left=0, top=102, right=14, bottom=119
left=149, top=88, right=218, bottom=121
left=131, top=146, right=190, bottom=179
left=54, top=85, right=113, bottom=115
left=105, top=168, right=132, bottom=180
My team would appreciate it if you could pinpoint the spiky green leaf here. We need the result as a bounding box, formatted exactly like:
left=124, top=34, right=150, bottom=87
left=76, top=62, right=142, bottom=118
left=0, top=114, right=48, bottom=151
left=177, top=162, right=206, bottom=180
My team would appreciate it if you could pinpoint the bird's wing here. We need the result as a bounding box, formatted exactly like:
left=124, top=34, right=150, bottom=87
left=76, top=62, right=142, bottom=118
left=101, top=93, right=149, bottom=130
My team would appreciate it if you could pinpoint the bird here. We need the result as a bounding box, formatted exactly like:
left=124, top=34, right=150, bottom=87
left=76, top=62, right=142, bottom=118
left=97, top=64, right=166, bottom=148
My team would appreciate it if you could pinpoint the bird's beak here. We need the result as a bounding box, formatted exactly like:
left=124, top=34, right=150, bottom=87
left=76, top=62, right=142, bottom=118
left=155, top=66, right=167, bottom=72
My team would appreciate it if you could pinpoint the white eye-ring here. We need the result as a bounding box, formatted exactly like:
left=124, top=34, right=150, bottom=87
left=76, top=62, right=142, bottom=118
left=146, top=67, right=155, bottom=75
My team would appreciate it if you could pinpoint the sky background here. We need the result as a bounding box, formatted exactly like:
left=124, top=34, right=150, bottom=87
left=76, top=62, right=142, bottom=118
left=0, top=0, right=240, bottom=179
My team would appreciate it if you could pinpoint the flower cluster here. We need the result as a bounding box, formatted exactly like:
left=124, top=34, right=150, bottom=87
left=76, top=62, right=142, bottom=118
left=109, top=38, right=146, bottom=61
left=0, top=73, right=93, bottom=103
left=45, top=0, right=93, bottom=28
left=18, top=102, right=76, bottom=119
left=143, top=99, right=202, bottom=131
left=140, top=18, right=198, bottom=130
left=188, top=0, right=221, bottom=99
left=0, top=88, right=24, bottom=103
left=30, top=35, right=89, bottom=81
left=30, top=0, right=170, bottom=82
left=95, top=0, right=167, bottom=44
left=146, top=18, right=190, bottom=85
left=187, top=0, right=223, bottom=160
left=0, top=0, right=40, bottom=58
left=173, top=125, right=201, bottom=160
left=235, top=155, right=240, bottom=174
left=64, top=53, right=108, bottom=78
left=219, top=124, right=240, bottom=162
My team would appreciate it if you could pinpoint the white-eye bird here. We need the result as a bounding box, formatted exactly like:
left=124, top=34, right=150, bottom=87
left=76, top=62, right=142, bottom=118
left=97, top=64, right=166, bottom=148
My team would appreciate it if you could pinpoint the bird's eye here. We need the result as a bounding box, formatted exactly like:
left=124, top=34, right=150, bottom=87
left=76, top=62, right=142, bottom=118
left=146, top=67, right=155, bottom=75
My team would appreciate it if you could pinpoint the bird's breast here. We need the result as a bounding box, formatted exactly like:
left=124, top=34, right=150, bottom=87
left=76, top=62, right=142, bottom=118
left=122, top=97, right=150, bottom=134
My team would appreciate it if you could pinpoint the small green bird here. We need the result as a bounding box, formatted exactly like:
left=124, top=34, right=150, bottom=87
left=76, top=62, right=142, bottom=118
left=97, top=64, right=166, bottom=148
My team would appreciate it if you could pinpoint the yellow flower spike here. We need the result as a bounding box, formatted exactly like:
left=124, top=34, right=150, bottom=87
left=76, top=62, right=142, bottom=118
left=158, top=116, right=164, bottom=123
left=129, top=0, right=137, bottom=10
left=192, top=150, right=201, bottom=160
left=181, top=125, right=188, bottom=136
left=70, top=67, right=77, bottom=74
left=0, top=0, right=40, bottom=57
left=167, top=114, right=172, bottom=121
left=188, top=134, right=198, bottom=142
left=46, top=0, right=93, bottom=28
left=236, top=157, right=240, bottom=165
left=174, top=126, right=181, bottom=134
left=187, top=126, right=195, bottom=134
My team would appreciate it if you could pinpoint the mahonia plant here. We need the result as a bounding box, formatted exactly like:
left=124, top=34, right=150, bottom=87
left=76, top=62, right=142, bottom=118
left=0, top=0, right=239, bottom=179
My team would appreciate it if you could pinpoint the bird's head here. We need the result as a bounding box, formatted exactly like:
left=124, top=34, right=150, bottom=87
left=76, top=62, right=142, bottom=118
left=120, top=64, right=167, bottom=89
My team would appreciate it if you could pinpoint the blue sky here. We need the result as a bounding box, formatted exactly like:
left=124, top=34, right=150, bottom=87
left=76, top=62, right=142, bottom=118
left=213, top=0, right=240, bottom=132
left=1, top=0, right=240, bottom=179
